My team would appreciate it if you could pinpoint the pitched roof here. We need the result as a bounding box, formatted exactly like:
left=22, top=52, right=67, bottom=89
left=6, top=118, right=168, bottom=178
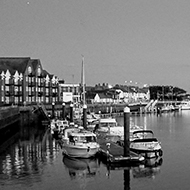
left=29, top=59, right=39, bottom=71
left=0, top=57, right=31, bottom=74
left=97, top=92, right=112, bottom=99
left=0, top=57, right=52, bottom=77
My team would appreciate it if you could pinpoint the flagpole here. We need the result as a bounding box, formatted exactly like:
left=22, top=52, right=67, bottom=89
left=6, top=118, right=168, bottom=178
left=81, top=55, right=86, bottom=105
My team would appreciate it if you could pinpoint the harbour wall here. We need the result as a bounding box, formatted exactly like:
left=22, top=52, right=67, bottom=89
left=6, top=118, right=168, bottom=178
left=0, top=107, right=21, bottom=149
left=0, top=105, right=48, bottom=151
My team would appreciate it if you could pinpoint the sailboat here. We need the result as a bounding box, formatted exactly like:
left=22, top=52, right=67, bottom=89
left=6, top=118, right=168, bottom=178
left=61, top=56, right=100, bottom=158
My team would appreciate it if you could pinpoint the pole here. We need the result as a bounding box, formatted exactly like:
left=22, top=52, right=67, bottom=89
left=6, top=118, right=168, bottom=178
left=70, top=103, right=73, bottom=122
left=83, top=104, right=87, bottom=129
left=124, top=169, right=130, bottom=190
left=124, top=106, right=130, bottom=157
left=62, top=102, right=65, bottom=120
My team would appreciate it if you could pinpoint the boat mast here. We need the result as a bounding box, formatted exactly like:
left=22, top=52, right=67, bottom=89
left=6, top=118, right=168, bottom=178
left=81, top=55, right=86, bottom=105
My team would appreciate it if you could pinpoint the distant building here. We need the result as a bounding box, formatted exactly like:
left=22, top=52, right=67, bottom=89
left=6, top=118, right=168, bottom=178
left=93, top=92, right=114, bottom=104
left=59, top=83, right=80, bottom=105
left=85, top=84, right=150, bottom=104
left=0, top=57, right=59, bottom=105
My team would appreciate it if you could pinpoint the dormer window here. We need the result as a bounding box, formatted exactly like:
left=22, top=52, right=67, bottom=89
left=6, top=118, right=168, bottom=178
left=28, top=66, right=32, bottom=74
left=1, top=71, right=5, bottom=80
left=37, top=67, right=41, bottom=76
left=14, top=71, right=19, bottom=83
left=5, top=70, right=11, bottom=84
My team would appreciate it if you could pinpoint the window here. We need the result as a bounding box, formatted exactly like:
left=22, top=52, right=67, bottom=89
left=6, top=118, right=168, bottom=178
left=15, top=97, right=18, bottom=104
left=5, top=86, right=9, bottom=91
left=5, top=79, right=9, bottom=84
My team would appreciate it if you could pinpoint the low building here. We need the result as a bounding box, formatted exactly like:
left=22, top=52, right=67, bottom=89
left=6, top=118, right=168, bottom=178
left=114, top=85, right=150, bottom=103
left=94, top=92, right=113, bottom=104
left=59, top=83, right=81, bottom=105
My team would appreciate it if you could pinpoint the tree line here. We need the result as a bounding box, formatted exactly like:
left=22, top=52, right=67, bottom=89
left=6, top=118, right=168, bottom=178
left=149, top=85, right=188, bottom=101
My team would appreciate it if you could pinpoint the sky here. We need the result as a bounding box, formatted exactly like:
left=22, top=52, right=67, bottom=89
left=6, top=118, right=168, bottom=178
left=1, top=0, right=190, bottom=92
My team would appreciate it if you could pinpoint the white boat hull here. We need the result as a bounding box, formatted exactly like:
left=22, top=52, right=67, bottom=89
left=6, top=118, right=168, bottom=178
left=62, top=143, right=100, bottom=158
left=130, top=142, right=163, bottom=158
left=181, top=106, right=190, bottom=110
left=129, top=130, right=163, bottom=158
left=130, top=149, right=162, bottom=158
left=179, top=101, right=190, bottom=110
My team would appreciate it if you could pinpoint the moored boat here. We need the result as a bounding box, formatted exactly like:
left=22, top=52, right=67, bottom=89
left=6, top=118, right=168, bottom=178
left=50, top=119, right=69, bottom=139
left=96, top=117, right=119, bottom=133
left=93, top=117, right=143, bottom=142
left=61, top=127, right=100, bottom=158
left=130, top=130, right=163, bottom=158
left=178, top=100, right=190, bottom=110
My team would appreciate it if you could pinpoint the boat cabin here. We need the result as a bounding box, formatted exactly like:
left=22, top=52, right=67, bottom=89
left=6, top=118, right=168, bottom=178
left=99, top=118, right=118, bottom=127
left=68, top=133, right=97, bottom=144
left=64, top=128, right=97, bottom=144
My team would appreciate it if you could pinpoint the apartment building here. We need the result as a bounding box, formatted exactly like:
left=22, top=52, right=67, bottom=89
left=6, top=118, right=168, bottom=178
left=0, top=57, right=59, bottom=105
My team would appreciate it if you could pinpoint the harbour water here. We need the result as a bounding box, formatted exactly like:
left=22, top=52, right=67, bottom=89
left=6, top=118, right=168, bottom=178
left=1, top=110, right=190, bottom=190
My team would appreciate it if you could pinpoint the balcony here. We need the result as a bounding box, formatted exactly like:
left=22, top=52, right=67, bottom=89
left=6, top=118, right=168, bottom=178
left=28, top=82, right=35, bottom=87
left=14, top=82, right=22, bottom=86
left=52, top=92, right=58, bottom=97
left=37, top=74, right=44, bottom=78
left=14, top=91, right=22, bottom=96
left=38, top=92, right=43, bottom=97
left=28, top=92, right=35, bottom=97
left=5, top=81, right=14, bottom=86
left=28, top=73, right=35, bottom=77
left=5, top=91, right=13, bottom=96
left=37, top=82, right=44, bottom=87
left=52, top=84, right=58, bottom=88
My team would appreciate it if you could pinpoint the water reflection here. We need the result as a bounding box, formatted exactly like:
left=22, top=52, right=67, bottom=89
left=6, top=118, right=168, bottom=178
left=0, top=126, right=60, bottom=186
left=103, top=156, right=163, bottom=183
left=63, top=156, right=100, bottom=189
left=132, top=157, right=163, bottom=179
left=0, top=113, right=168, bottom=190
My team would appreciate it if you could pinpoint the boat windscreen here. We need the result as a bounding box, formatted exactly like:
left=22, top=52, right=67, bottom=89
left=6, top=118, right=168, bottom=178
left=100, top=123, right=117, bottom=127
left=80, top=136, right=96, bottom=142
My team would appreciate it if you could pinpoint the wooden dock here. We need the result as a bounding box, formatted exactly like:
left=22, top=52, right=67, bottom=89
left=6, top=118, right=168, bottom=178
left=97, top=136, right=144, bottom=167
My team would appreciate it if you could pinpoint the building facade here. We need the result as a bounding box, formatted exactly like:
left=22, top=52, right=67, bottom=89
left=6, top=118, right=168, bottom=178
left=59, top=83, right=81, bottom=105
left=0, top=57, right=59, bottom=105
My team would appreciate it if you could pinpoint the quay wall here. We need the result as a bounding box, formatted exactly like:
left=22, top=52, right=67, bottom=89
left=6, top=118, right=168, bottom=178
left=19, top=106, right=40, bottom=127
left=0, top=107, right=20, bottom=130
left=0, top=107, right=21, bottom=147
left=0, top=106, right=47, bottom=150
